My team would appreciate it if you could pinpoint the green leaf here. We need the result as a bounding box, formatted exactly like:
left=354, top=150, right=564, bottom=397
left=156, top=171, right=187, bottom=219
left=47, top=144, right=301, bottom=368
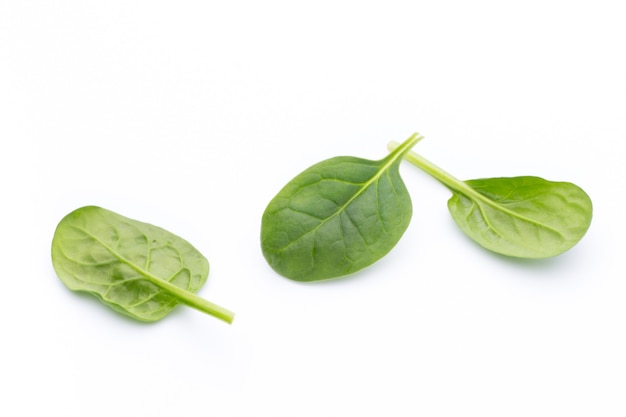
left=448, top=176, right=593, bottom=258
left=51, top=206, right=234, bottom=323
left=388, top=141, right=593, bottom=258
left=261, top=133, right=423, bottom=281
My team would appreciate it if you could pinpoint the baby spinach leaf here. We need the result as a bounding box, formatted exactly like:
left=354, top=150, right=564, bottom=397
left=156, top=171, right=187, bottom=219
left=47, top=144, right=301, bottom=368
left=261, top=133, right=423, bottom=281
left=51, top=206, right=234, bottom=323
left=388, top=141, right=593, bottom=258
left=448, top=177, right=593, bottom=258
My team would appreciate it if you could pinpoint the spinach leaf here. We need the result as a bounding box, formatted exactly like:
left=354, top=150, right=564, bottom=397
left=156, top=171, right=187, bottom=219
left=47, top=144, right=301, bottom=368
left=52, top=206, right=234, bottom=323
left=388, top=141, right=593, bottom=258
left=261, top=133, right=423, bottom=281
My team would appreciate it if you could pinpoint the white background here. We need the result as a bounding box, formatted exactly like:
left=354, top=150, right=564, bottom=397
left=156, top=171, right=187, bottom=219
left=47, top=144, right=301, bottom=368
left=1, top=1, right=625, bottom=416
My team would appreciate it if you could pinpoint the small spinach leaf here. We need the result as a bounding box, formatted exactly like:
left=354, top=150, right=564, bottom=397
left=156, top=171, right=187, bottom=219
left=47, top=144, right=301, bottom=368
left=448, top=176, right=593, bottom=258
left=388, top=141, right=593, bottom=258
left=261, top=133, right=423, bottom=281
left=51, top=206, right=234, bottom=323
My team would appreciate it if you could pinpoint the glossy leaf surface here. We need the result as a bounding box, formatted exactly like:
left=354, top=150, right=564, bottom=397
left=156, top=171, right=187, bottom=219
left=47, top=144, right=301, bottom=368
left=52, top=206, right=234, bottom=323
left=261, top=134, right=422, bottom=281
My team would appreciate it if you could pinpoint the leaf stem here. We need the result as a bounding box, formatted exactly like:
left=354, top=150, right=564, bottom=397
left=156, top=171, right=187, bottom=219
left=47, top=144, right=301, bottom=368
left=118, top=254, right=235, bottom=324
left=389, top=139, right=572, bottom=236
left=386, top=133, right=425, bottom=161
left=387, top=139, right=480, bottom=198
left=142, top=274, right=235, bottom=324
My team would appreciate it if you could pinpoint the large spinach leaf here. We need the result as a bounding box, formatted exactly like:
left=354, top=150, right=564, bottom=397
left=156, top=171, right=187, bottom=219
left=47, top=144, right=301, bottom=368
left=388, top=141, right=593, bottom=258
left=52, top=206, right=234, bottom=323
left=261, top=133, right=423, bottom=281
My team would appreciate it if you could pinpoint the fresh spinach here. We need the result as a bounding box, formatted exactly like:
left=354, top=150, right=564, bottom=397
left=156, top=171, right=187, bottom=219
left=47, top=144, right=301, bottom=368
left=388, top=140, right=593, bottom=258
left=261, top=133, right=592, bottom=282
left=52, top=206, right=234, bottom=323
left=261, top=133, right=423, bottom=281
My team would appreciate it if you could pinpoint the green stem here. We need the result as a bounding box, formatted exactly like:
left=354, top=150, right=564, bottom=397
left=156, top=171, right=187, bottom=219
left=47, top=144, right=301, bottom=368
left=385, top=132, right=425, bottom=162
left=144, top=275, right=235, bottom=324
left=388, top=139, right=560, bottom=231
left=122, top=259, right=235, bottom=324
left=387, top=140, right=480, bottom=199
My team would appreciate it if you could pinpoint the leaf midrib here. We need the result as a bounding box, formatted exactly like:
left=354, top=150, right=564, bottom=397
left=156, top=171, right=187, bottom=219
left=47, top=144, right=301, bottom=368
left=455, top=183, right=566, bottom=238
left=462, top=198, right=560, bottom=254
left=390, top=142, right=566, bottom=237
left=73, top=226, right=189, bottom=295
left=278, top=134, right=421, bottom=252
